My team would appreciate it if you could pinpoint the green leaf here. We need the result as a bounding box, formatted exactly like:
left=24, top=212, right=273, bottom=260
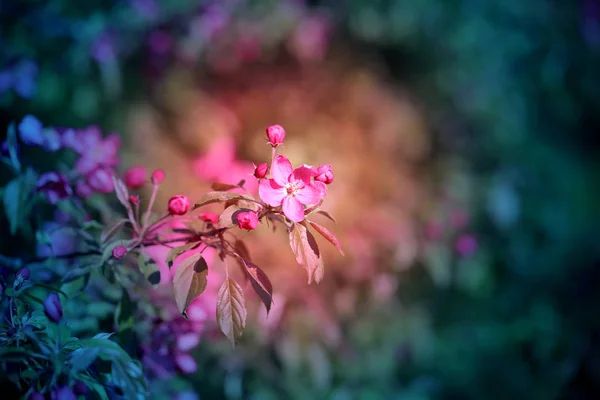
left=137, top=253, right=161, bottom=286
left=216, top=277, right=247, bottom=347
left=166, top=241, right=202, bottom=267
left=173, top=254, right=208, bottom=315
left=193, top=191, right=253, bottom=210
left=307, top=221, right=344, bottom=255
left=93, top=333, right=114, bottom=340
left=4, top=177, right=22, bottom=235
left=289, top=222, right=325, bottom=284
left=5, top=122, right=21, bottom=172
left=69, top=347, right=100, bottom=373
left=115, top=289, right=134, bottom=332
left=218, top=205, right=254, bottom=229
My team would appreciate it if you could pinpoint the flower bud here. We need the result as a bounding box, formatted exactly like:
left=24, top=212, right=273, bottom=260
left=43, top=292, right=63, bottom=323
left=124, top=166, right=147, bottom=189
left=112, top=245, right=128, bottom=259
left=199, top=212, right=219, bottom=224
left=151, top=169, right=165, bottom=185
left=314, top=164, right=334, bottom=184
left=266, top=125, right=285, bottom=146
left=16, top=267, right=30, bottom=281
left=254, top=162, right=268, bottom=179
left=168, top=195, right=190, bottom=215
left=237, top=211, right=258, bottom=230
left=129, top=194, right=140, bottom=205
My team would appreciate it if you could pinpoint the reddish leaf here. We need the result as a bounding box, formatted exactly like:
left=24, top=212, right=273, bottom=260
left=314, top=210, right=336, bottom=223
left=240, top=258, right=273, bottom=314
left=307, top=221, right=344, bottom=256
left=166, top=241, right=202, bottom=267
left=211, top=182, right=239, bottom=191
left=289, top=222, right=324, bottom=284
left=217, top=278, right=247, bottom=347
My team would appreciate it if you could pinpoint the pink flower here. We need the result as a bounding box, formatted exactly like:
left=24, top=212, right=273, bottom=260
left=168, top=195, right=190, bottom=215
left=36, top=172, right=72, bottom=204
left=455, top=234, right=478, bottom=257
left=176, top=332, right=200, bottom=352
left=75, top=182, right=93, bottom=199
left=199, top=212, right=219, bottom=224
left=254, top=162, right=268, bottom=179
left=237, top=211, right=258, bottom=230
left=259, top=155, right=325, bottom=222
left=67, top=126, right=120, bottom=176
left=175, top=353, right=197, bottom=374
left=314, top=164, right=334, bottom=184
left=87, top=168, right=115, bottom=193
left=266, top=125, right=285, bottom=146
left=112, top=245, right=127, bottom=259
left=192, top=136, right=258, bottom=194
left=151, top=169, right=165, bottom=185
left=124, top=166, right=147, bottom=189
left=129, top=195, right=140, bottom=205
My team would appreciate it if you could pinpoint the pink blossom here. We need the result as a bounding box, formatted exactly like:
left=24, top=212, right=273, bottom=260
left=175, top=353, right=197, bottom=374
left=455, top=234, right=478, bottom=257
left=124, top=166, right=147, bottom=189
left=199, top=212, right=219, bottom=224
left=112, top=245, right=128, bottom=259
left=64, top=126, right=120, bottom=176
left=36, top=172, right=72, bottom=204
left=266, top=125, right=285, bottom=146
left=168, top=195, right=190, bottom=215
left=75, top=182, right=93, bottom=199
left=254, top=162, right=268, bottom=179
left=314, top=164, right=334, bottom=184
left=259, top=155, right=325, bottom=222
left=151, top=169, right=165, bottom=185
left=237, top=211, right=258, bottom=230
left=87, top=168, right=115, bottom=193
left=192, top=136, right=258, bottom=194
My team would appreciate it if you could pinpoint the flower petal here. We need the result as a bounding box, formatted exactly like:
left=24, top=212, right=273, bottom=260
left=259, top=179, right=286, bottom=206
left=282, top=196, right=305, bottom=222
left=291, top=164, right=317, bottom=185
left=271, top=155, right=293, bottom=186
left=295, top=182, right=323, bottom=205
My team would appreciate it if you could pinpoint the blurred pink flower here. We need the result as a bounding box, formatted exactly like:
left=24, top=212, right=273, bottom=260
left=289, top=15, right=330, bottom=63
left=259, top=155, right=324, bottom=222
left=455, top=233, right=478, bottom=257
left=63, top=126, right=120, bottom=176
left=36, top=172, right=72, bottom=204
left=192, top=136, right=257, bottom=193
left=87, top=168, right=115, bottom=193
left=124, top=166, right=147, bottom=189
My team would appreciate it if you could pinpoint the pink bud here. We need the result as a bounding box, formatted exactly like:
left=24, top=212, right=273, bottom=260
left=254, top=162, right=268, bottom=179
left=124, top=166, right=147, bottom=189
left=168, top=195, right=190, bottom=215
left=266, top=124, right=285, bottom=146
left=199, top=212, right=219, bottom=224
left=314, top=164, right=334, bottom=184
left=151, top=169, right=165, bottom=185
left=129, top=195, right=140, bottom=205
left=237, top=211, right=258, bottom=230
left=112, top=245, right=128, bottom=259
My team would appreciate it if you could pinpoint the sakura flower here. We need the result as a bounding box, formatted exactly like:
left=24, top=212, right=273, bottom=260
left=455, top=233, right=478, bottom=257
left=75, top=182, right=93, bottom=199
left=36, top=172, right=72, bottom=204
left=259, top=155, right=325, bottom=222
left=266, top=125, right=285, bottom=146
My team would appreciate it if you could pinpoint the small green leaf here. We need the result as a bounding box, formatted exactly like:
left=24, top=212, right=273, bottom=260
left=173, top=254, right=208, bottom=315
left=289, top=223, right=324, bottom=284
left=69, top=347, right=100, bottom=373
left=4, top=177, right=22, bottom=235
left=165, top=241, right=202, bottom=267
left=217, top=277, right=247, bottom=347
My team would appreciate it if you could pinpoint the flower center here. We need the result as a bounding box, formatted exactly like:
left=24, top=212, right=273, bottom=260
left=285, top=181, right=304, bottom=196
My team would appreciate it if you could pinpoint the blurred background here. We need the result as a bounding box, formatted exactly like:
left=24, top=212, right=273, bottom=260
left=2, top=0, right=600, bottom=398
